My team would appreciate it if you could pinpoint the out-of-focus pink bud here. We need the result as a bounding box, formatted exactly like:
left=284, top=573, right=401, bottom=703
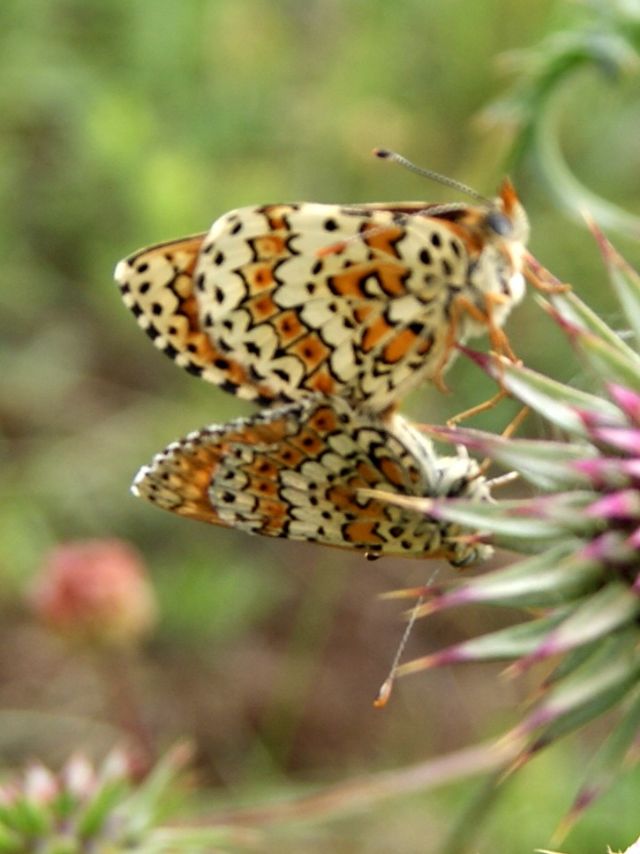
left=31, top=539, right=157, bottom=646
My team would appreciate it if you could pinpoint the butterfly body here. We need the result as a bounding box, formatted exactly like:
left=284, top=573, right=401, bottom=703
left=115, top=181, right=528, bottom=412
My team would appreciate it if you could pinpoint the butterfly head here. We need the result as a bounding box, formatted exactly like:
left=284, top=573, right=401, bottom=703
left=486, top=178, right=529, bottom=246
left=374, top=148, right=530, bottom=248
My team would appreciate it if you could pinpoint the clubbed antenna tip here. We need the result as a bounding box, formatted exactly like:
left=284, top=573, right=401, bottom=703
left=371, top=147, right=490, bottom=205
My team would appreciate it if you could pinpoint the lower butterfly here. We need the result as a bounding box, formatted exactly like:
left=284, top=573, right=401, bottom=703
left=115, top=151, right=529, bottom=413
left=133, top=395, right=493, bottom=566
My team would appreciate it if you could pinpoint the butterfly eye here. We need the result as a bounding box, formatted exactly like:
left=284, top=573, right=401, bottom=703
left=486, top=210, right=512, bottom=237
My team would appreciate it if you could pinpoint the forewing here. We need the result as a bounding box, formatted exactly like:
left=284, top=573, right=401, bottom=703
left=114, top=234, right=278, bottom=403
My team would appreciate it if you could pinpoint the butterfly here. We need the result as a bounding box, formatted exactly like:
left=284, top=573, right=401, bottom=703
left=115, top=151, right=529, bottom=413
left=132, top=395, right=493, bottom=566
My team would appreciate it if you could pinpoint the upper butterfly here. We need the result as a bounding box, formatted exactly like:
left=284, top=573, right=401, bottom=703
left=115, top=151, right=529, bottom=413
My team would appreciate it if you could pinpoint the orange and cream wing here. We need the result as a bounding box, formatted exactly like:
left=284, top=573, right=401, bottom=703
left=132, top=395, right=493, bottom=566
left=114, top=234, right=278, bottom=404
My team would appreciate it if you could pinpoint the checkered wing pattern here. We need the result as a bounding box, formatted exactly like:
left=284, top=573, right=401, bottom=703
left=133, top=395, right=492, bottom=566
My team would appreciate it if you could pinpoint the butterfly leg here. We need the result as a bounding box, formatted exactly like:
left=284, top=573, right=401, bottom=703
left=479, top=291, right=519, bottom=362
left=474, top=405, right=530, bottom=479
left=446, top=389, right=507, bottom=427
left=431, top=295, right=469, bottom=393
left=524, top=252, right=571, bottom=294
left=432, top=291, right=516, bottom=393
left=440, top=291, right=523, bottom=425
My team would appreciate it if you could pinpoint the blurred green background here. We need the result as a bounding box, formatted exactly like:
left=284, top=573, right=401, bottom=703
left=1, top=1, right=639, bottom=851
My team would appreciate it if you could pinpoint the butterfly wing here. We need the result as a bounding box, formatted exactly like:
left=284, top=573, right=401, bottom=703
left=114, top=234, right=279, bottom=403
left=194, top=203, right=474, bottom=411
left=133, top=395, right=491, bottom=564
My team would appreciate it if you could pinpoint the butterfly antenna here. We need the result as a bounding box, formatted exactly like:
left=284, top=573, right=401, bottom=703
left=487, top=470, right=520, bottom=490
left=374, top=148, right=491, bottom=206
left=373, top=568, right=440, bottom=708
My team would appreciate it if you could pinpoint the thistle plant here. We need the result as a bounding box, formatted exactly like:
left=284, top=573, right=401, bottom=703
left=0, top=745, right=241, bottom=854
left=383, top=229, right=640, bottom=833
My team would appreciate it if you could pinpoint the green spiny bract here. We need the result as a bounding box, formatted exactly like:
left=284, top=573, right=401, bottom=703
left=387, top=228, right=640, bottom=831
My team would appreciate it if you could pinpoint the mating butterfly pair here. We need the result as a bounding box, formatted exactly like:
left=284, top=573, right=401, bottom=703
left=116, top=154, right=529, bottom=562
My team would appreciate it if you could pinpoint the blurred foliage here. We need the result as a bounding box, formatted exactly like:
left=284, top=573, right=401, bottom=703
left=483, top=0, right=640, bottom=237
left=1, top=0, right=639, bottom=851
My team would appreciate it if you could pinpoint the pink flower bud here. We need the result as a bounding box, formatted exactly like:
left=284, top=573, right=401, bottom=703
left=31, top=539, right=157, bottom=646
